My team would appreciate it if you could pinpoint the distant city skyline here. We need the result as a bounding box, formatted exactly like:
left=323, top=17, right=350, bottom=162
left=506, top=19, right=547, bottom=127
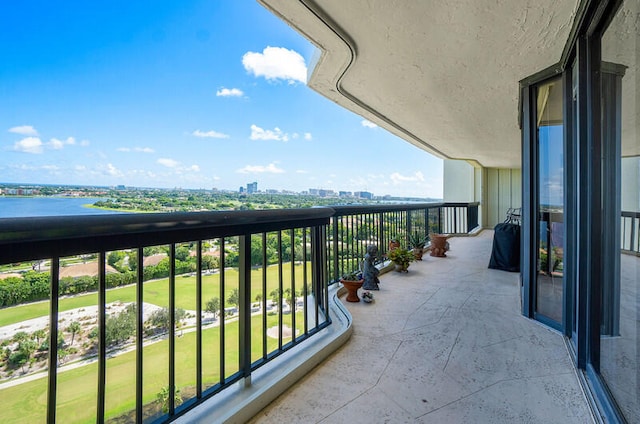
left=0, top=1, right=443, bottom=198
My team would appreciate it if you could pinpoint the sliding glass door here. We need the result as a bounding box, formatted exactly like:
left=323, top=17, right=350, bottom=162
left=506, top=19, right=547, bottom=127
left=535, top=77, right=565, bottom=326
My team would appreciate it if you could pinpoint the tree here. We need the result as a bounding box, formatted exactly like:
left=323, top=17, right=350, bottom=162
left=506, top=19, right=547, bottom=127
left=66, top=321, right=81, bottom=346
left=205, top=297, right=221, bottom=319
left=9, top=350, right=28, bottom=373
left=12, top=331, right=30, bottom=344
left=147, top=307, right=187, bottom=334
left=156, top=386, right=183, bottom=414
left=201, top=254, right=218, bottom=271
left=269, top=289, right=281, bottom=312
left=10, top=340, right=37, bottom=372
left=58, top=349, right=69, bottom=365
left=175, top=246, right=191, bottom=262
left=128, top=250, right=138, bottom=272
left=227, top=287, right=239, bottom=309
left=107, top=250, right=125, bottom=267
left=284, top=288, right=297, bottom=312
left=105, top=304, right=136, bottom=346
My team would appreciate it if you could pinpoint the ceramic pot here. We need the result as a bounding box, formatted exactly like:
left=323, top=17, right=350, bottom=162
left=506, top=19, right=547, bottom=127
left=430, top=234, right=448, bottom=257
left=341, top=278, right=364, bottom=302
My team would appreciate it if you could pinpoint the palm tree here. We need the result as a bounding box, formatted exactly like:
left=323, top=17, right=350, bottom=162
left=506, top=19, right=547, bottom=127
left=66, top=321, right=82, bottom=346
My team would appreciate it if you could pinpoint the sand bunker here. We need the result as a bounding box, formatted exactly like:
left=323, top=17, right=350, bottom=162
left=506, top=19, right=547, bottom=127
left=266, top=325, right=299, bottom=339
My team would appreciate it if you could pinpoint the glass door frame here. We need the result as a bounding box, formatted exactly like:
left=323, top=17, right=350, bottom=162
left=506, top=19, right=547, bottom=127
left=521, top=69, right=570, bottom=333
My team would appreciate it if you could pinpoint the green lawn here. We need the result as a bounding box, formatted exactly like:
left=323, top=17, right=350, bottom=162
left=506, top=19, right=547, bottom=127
left=0, top=262, right=311, bottom=328
left=1, top=312, right=303, bottom=424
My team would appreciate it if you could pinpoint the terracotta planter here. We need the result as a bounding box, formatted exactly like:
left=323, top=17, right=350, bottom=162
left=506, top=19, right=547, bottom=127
left=394, top=262, right=410, bottom=272
left=388, top=240, right=400, bottom=251
left=430, top=234, right=448, bottom=257
left=412, top=247, right=424, bottom=260
left=341, top=279, right=364, bottom=302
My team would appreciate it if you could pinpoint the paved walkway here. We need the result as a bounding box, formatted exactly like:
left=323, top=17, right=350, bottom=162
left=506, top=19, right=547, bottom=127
left=250, top=231, right=594, bottom=423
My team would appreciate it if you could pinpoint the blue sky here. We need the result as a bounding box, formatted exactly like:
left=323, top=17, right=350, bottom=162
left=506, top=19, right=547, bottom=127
left=0, top=1, right=443, bottom=198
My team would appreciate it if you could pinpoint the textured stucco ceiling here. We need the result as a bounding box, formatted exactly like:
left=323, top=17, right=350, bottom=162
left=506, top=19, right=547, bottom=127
left=260, top=0, right=580, bottom=168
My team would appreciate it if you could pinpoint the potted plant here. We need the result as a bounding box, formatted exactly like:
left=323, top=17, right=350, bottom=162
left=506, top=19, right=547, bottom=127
left=340, top=270, right=364, bottom=302
left=408, top=232, right=429, bottom=260
left=387, top=246, right=414, bottom=272
left=388, top=238, right=400, bottom=251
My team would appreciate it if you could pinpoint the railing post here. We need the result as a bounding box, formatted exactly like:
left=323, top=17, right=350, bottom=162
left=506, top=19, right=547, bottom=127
left=332, top=216, right=339, bottom=282
left=168, top=243, right=176, bottom=416
left=47, top=257, right=59, bottom=424
left=97, top=252, right=106, bottom=423
left=311, top=225, right=327, bottom=312
left=136, top=247, right=144, bottom=424
left=378, top=212, right=385, bottom=253
left=196, top=240, right=203, bottom=397
left=238, top=234, right=252, bottom=386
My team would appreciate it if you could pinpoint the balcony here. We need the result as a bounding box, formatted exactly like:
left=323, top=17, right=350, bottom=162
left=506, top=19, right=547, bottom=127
left=0, top=202, right=478, bottom=423
left=250, top=231, right=594, bottom=423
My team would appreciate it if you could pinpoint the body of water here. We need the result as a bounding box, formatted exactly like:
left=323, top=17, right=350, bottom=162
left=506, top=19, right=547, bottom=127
left=0, top=197, right=124, bottom=218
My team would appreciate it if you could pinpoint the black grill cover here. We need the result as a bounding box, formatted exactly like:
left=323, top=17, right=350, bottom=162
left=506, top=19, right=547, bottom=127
left=488, top=223, right=520, bottom=272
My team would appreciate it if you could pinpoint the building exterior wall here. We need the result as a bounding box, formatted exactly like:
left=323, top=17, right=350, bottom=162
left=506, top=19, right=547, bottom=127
left=622, top=156, right=639, bottom=212
left=484, top=168, right=522, bottom=228
left=444, top=160, right=522, bottom=229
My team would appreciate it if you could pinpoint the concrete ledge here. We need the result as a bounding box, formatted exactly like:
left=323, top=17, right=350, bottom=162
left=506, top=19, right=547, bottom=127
left=176, top=284, right=354, bottom=424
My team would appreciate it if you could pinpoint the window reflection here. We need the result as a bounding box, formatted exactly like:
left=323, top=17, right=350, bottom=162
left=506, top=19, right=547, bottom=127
left=600, top=1, right=639, bottom=422
left=536, top=77, right=564, bottom=323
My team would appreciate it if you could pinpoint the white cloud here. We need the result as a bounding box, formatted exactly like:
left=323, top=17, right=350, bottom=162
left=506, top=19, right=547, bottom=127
left=192, top=129, right=229, bottom=139
left=13, top=137, right=43, bottom=154
left=118, top=146, right=155, bottom=153
left=250, top=124, right=289, bottom=141
left=48, top=137, right=75, bottom=150
left=236, top=163, right=285, bottom=174
left=80, top=139, right=90, bottom=146
left=216, top=87, right=244, bottom=97
left=49, top=139, right=65, bottom=150
left=105, top=163, right=124, bottom=177
left=361, top=119, right=377, bottom=128
left=242, top=46, right=307, bottom=84
left=157, top=158, right=179, bottom=168
left=390, top=171, right=425, bottom=184
left=295, top=169, right=309, bottom=174
left=9, top=125, right=38, bottom=136
left=304, top=132, right=312, bottom=140
left=157, top=158, right=200, bottom=174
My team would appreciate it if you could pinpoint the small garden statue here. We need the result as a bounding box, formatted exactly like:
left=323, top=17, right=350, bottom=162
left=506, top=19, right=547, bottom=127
left=362, top=244, right=380, bottom=290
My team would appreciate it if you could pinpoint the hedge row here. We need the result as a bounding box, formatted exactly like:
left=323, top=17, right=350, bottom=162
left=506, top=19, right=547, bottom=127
left=0, top=258, right=196, bottom=308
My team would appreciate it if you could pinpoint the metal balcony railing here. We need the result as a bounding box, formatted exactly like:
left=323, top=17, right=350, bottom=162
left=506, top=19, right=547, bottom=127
left=329, top=202, right=479, bottom=281
left=0, top=202, right=479, bottom=423
left=621, top=211, right=640, bottom=254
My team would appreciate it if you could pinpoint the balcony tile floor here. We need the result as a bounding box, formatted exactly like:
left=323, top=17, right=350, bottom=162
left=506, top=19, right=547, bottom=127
left=250, top=231, right=594, bottom=423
